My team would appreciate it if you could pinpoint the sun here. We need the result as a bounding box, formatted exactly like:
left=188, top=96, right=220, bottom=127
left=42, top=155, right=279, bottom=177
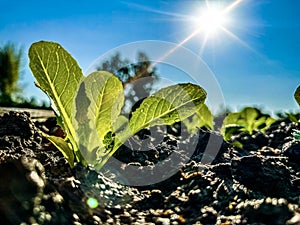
left=127, top=0, right=245, bottom=58
left=191, top=2, right=232, bottom=39
left=183, top=0, right=246, bottom=54
left=195, top=7, right=228, bottom=36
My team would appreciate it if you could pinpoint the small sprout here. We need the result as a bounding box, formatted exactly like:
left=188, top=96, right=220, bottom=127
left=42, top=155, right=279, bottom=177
left=221, top=107, right=276, bottom=141
left=292, top=129, right=300, bottom=141
left=87, top=197, right=99, bottom=209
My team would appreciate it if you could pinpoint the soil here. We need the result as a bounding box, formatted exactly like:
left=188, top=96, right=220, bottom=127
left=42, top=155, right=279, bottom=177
left=0, top=111, right=299, bottom=225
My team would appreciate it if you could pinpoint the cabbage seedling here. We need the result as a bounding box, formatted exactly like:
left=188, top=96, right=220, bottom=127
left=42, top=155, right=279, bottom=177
left=29, top=41, right=207, bottom=169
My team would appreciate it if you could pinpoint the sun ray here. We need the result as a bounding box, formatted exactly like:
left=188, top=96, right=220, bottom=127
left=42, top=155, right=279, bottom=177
left=124, top=2, right=192, bottom=21
left=150, top=28, right=201, bottom=69
left=199, top=33, right=209, bottom=55
left=146, top=0, right=247, bottom=66
left=223, top=0, right=244, bottom=14
left=220, top=26, right=271, bottom=62
left=220, top=26, right=257, bottom=55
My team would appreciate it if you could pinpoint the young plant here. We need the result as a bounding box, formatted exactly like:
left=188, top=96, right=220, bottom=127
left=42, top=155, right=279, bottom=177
left=292, top=129, right=300, bottom=142
left=221, top=107, right=275, bottom=141
left=276, top=112, right=300, bottom=123
left=29, top=41, right=207, bottom=169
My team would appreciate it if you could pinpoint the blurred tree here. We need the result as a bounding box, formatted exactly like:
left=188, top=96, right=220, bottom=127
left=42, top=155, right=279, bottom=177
left=0, top=43, right=23, bottom=104
left=97, top=52, right=159, bottom=112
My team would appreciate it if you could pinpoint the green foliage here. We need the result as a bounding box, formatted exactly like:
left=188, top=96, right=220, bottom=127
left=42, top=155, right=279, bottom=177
left=29, top=41, right=207, bottom=169
left=97, top=52, right=158, bottom=113
left=221, top=124, right=244, bottom=142
left=73, top=71, right=124, bottom=165
left=286, top=113, right=300, bottom=123
left=129, top=83, right=206, bottom=132
left=295, top=85, right=300, bottom=106
left=29, top=41, right=84, bottom=163
left=102, top=83, right=207, bottom=169
left=0, top=43, right=23, bottom=103
left=45, top=134, right=74, bottom=166
left=183, top=104, right=214, bottom=134
left=221, top=107, right=276, bottom=141
left=276, top=111, right=300, bottom=123
left=292, top=129, right=300, bottom=141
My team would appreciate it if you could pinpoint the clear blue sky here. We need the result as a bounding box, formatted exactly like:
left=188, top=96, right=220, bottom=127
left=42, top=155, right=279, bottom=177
left=1, top=0, right=300, bottom=114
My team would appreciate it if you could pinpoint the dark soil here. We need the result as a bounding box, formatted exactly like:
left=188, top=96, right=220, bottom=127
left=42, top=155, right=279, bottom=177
left=0, top=111, right=299, bottom=225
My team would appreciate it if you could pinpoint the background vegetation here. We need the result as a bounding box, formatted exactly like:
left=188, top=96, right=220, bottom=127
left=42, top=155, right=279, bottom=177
left=96, top=52, right=158, bottom=113
left=0, top=43, right=49, bottom=108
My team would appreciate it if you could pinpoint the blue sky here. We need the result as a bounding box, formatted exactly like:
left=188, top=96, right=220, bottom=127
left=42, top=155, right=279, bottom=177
left=1, top=0, right=300, bottom=114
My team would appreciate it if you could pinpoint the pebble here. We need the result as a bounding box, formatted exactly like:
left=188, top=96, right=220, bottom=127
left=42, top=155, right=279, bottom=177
left=155, top=217, right=171, bottom=225
left=287, top=213, right=300, bottom=225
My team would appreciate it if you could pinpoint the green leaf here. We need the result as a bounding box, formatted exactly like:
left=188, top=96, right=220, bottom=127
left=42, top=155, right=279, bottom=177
left=29, top=41, right=83, bottom=152
left=253, top=116, right=267, bottom=130
left=220, top=112, right=241, bottom=138
left=222, top=107, right=259, bottom=135
left=266, top=117, right=276, bottom=127
left=183, top=104, right=214, bottom=134
left=292, top=129, right=300, bottom=141
left=223, top=124, right=244, bottom=141
left=241, top=107, right=258, bottom=134
left=129, top=83, right=206, bottom=135
left=221, top=107, right=275, bottom=140
left=113, top=115, right=129, bottom=133
left=232, top=141, right=243, bottom=149
left=73, top=71, right=124, bottom=164
left=222, top=112, right=240, bottom=126
left=256, top=116, right=276, bottom=131
left=295, top=86, right=300, bottom=106
left=44, top=134, right=74, bottom=167
left=95, top=83, right=207, bottom=170
left=286, top=112, right=300, bottom=123
left=197, top=104, right=214, bottom=130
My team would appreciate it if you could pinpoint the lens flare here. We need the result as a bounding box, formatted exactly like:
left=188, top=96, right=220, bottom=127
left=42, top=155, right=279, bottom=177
left=87, top=197, right=99, bottom=209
